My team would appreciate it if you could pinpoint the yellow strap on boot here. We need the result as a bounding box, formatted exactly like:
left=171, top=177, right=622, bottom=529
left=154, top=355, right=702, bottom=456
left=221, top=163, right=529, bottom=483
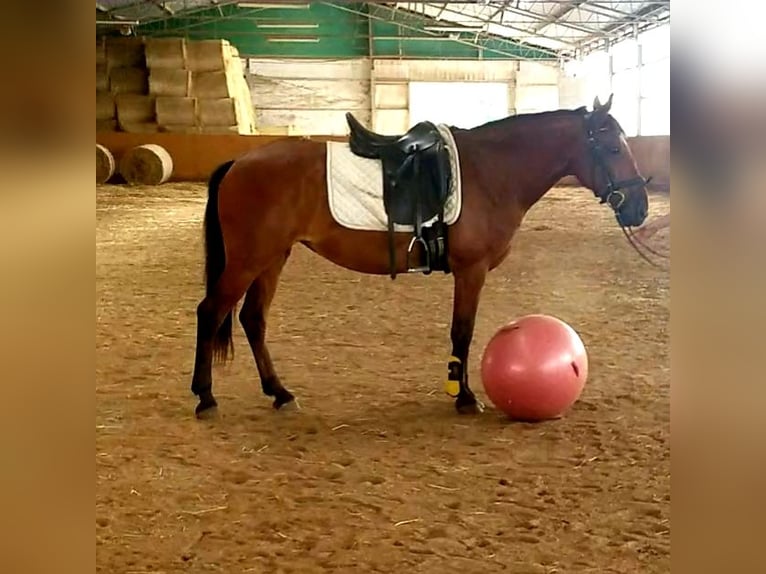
left=445, top=355, right=462, bottom=397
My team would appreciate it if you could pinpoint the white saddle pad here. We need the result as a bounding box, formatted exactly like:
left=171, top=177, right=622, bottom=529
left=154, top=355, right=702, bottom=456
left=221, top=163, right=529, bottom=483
left=326, top=123, right=462, bottom=233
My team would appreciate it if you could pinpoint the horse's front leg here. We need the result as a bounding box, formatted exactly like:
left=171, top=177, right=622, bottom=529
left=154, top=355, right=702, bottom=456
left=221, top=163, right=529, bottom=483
left=446, top=263, right=487, bottom=414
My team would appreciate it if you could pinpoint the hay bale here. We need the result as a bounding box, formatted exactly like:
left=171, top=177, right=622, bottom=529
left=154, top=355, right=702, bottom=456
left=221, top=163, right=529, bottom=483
left=97, top=119, right=118, bottom=132
left=105, top=36, right=145, bottom=70
left=191, top=71, right=236, bottom=98
left=197, top=98, right=241, bottom=126
left=116, top=94, right=156, bottom=124
left=156, top=97, right=198, bottom=126
left=187, top=39, right=234, bottom=72
left=119, top=121, right=160, bottom=134
left=149, top=68, right=192, bottom=97
left=96, top=63, right=109, bottom=92
left=96, top=91, right=115, bottom=121
left=145, top=37, right=187, bottom=69
left=96, top=144, right=115, bottom=184
left=119, top=144, right=173, bottom=185
left=109, top=67, right=148, bottom=95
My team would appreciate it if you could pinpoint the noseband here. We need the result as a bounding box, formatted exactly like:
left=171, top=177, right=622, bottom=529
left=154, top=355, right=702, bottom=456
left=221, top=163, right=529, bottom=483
left=585, top=121, right=651, bottom=213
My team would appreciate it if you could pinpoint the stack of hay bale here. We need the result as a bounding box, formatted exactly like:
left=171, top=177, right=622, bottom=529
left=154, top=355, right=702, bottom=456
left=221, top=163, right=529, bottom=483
left=189, top=40, right=256, bottom=134
left=146, top=37, right=195, bottom=133
left=97, top=36, right=158, bottom=133
left=96, top=35, right=256, bottom=135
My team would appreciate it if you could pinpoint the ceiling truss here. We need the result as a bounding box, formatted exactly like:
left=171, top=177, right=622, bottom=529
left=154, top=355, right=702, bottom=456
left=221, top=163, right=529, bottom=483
left=96, top=0, right=670, bottom=59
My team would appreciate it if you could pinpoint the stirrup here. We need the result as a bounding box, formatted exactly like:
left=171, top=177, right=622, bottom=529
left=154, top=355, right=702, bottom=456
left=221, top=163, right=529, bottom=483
left=406, top=235, right=431, bottom=274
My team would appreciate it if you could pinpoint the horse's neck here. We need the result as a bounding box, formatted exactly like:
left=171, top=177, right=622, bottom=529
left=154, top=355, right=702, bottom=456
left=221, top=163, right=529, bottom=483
left=472, top=115, right=580, bottom=210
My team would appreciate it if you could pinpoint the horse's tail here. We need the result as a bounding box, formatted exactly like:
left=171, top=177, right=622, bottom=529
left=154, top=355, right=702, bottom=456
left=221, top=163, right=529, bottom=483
left=204, top=159, right=236, bottom=364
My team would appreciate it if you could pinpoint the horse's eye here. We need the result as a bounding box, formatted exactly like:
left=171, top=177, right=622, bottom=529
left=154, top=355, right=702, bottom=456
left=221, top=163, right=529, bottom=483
left=611, top=147, right=620, bottom=155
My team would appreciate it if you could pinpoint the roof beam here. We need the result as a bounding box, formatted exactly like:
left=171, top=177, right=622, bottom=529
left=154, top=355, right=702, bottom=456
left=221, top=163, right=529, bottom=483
left=600, top=3, right=669, bottom=34
left=486, top=0, right=511, bottom=23
left=149, top=1, right=174, bottom=16
left=578, top=11, right=668, bottom=54
left=496, top=4, right=606, bottom=37
left=407, top=2, right=578, bottom=50
left=531, top=0, right=586, bottom=33
left=337, top=2, right=560, bottom=59
left=139, top=0, right=239, bottom=25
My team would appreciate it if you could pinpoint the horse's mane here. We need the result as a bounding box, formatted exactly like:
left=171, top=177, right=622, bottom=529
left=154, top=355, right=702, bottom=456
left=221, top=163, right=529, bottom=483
left=462, top=106, right=589, bottom=133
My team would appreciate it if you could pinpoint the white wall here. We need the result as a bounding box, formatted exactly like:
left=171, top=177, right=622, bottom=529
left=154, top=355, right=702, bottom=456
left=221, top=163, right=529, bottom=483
left=370, top=59, right=521, bottom=134
left=244, top=57, right=569, bottom=135
left=246, top=58, right=370, bottom=135
left=559, top=24, right=670, bottom=136
left=515, top=61, right=560, bottom=114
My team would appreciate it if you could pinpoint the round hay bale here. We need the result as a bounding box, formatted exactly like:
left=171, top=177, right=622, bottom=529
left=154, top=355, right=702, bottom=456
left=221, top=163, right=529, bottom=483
left=119, top=144, right=173, bottom=186
left=97, top=119, right=118, bottom=132
left=149, top=69, right=192, bottom=97
left=156, top=96, right=198, bottom=127
left=106, top=36, right=145, bottom=70
left=187, top=39, right=234, bottom=72
left=116, top=94, right=156, bottom=124
left=109, top=66, right=148, bottom=95
left=96, top=91, right=116, bottom=121
left=145, top=37, right=187, bottom=69
left=198, top=97, right=239, bottom=126
left=96, top=144, right=115, bottom=184
left=191, top=71, right=235, bottom=98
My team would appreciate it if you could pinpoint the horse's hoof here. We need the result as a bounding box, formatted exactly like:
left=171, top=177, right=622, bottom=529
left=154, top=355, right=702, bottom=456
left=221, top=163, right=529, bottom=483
left=456, top=398, right=485, bottom=415
left=195, top=398, right=219, bottom=420
left=273, top=390, right=297, bottom=411
left=275, top=398, right=300, bottom=412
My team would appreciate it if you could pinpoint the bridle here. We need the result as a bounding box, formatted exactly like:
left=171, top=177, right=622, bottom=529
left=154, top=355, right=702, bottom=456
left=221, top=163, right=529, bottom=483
left=584, top=115, right=669, bottom=270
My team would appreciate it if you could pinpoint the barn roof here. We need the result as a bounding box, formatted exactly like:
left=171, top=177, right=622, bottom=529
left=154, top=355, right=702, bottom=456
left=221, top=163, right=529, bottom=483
left=96, top=1, right=670, bottom=59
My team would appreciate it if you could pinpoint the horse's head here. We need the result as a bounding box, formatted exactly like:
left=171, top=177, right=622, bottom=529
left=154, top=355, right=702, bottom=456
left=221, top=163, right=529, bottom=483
left=572, top=94, right=650, bottom=228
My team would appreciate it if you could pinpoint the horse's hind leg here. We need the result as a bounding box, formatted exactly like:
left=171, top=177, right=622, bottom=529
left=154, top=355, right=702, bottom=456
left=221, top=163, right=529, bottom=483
left=238, top=250, right=296, bottom=410
left=191, top=260, right=256, bottom=418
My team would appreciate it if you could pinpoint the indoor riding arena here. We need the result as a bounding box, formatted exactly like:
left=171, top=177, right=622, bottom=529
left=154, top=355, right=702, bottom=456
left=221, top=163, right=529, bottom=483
left=96, top=2, right=670, bottom=572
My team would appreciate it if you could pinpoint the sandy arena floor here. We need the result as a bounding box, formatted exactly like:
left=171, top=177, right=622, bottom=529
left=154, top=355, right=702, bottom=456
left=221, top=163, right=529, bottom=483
left=96, top=182, right=670, bottom=573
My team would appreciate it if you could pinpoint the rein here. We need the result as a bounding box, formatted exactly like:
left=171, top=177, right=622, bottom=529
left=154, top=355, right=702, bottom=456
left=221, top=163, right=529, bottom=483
left=621, top=224, right=669, bottom=270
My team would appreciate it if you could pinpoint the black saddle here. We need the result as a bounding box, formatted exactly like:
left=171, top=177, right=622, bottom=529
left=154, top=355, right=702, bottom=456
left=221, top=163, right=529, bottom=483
left=345, top=112, right=452, bottom=279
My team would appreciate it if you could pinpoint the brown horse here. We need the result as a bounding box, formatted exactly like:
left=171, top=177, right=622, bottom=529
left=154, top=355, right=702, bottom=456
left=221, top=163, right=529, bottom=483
left=189, top=94, right=650, bottom=418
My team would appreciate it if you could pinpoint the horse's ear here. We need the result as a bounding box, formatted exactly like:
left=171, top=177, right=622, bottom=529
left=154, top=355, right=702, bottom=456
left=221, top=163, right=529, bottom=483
left=593, top=93, right=613, bottom=112
left=590, top=93, right=614, bottom=127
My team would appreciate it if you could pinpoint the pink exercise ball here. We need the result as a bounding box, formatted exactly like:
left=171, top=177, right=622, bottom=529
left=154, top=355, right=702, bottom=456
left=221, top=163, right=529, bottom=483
left=480, top=314, right=589, bottom=421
